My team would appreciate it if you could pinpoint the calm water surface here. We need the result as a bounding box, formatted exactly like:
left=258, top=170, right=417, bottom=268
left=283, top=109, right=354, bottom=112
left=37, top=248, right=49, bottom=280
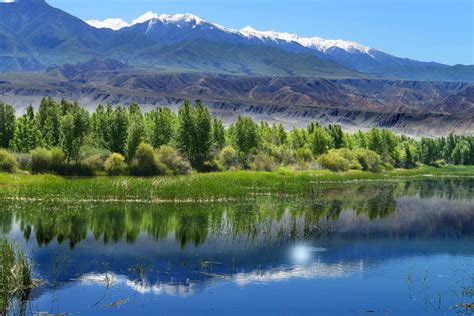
left=1, top=179, right=473, bottom=315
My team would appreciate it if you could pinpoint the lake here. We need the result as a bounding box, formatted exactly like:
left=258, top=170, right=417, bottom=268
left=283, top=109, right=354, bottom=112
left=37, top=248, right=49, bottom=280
left=1, top=178, right=473, bottom=315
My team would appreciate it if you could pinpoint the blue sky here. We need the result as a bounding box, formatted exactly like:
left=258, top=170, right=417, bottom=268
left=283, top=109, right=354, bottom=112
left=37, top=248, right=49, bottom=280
left=48, top=0, right=473, bottom=65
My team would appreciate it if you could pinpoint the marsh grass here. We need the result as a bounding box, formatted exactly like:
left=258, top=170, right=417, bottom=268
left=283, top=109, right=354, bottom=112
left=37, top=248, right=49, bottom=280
left=0, top=238, right=34, bottom=314
left=0, top=166, right=472, bottom=203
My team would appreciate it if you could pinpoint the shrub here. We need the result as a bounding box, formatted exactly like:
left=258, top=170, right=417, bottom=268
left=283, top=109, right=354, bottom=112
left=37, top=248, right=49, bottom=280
left=83, top=155, right=104, bottom=173
left=104, top=153, right=127, bottom=176
left=156, top=145, right=192, bottom=175
left=130, top=143, right=159, bottom=176
left=15, top=153, right=31, bottom=171
left=217, top=146, right=241, bottom=171
left=296, top=147, right=313, bottom=163
left=318, top=150, right=351, bottom=172
left=249, top=153, right=277, bottom=172
left=30, top=148, right=52, bottom=174
left=354, top=148, right=383, bottom=173
left=0, top=149, right=16, bottom=173
left=50, top=147, right=65, bottom=173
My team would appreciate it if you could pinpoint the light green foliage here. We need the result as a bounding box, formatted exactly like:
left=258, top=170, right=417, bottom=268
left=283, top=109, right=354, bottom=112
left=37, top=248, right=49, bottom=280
left=104, top=153, right=127, bottom=176
left=1, top=98, right=473, bottom=177
left=155, top=145, right=192, bottom=175
left=0, top=149, right=16, bottom=173
left=30, top=148, right=52, bottom=174
left=211, top=118, right=226, bottom=151
left=353, top=148, right=383, bottom=173
left=318, top=150, right=352, bottom=172
left=249, top=153, right=278, bottom=172
left=90, top=104, right=112, bottom=149
left=11, top=105, right=37, bottom=153
left=50, top=147, right=65, bottom=173
left=217, top=146, right=241, bottom=171
left=231, top=116, right=260, bottom=163
left=0, top=103, right=16, bottom=149
left=130, top=143, right=159, bottom=176
left=60, top=105, right=89, bottom=164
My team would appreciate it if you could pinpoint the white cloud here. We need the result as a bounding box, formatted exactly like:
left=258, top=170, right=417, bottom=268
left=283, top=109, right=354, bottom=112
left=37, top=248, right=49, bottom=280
left=86, top=18, right=130, bottom=31
left=86, top=11, right=159, bottom=31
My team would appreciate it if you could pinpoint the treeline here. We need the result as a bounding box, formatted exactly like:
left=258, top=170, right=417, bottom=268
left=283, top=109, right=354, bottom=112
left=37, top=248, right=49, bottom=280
left=0, top=98, right=473, bottom=175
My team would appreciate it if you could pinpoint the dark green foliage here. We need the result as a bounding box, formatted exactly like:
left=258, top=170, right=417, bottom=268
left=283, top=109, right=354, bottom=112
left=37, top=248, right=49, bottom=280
left=310, top=126, right=332, bottom=156
left=109, top=106, right=129, bottom=155
left=145, top=107, right=177, bottom=149
left=126, top=104, right=145, bottom=160
left=0, top=102, right=15, bottom=149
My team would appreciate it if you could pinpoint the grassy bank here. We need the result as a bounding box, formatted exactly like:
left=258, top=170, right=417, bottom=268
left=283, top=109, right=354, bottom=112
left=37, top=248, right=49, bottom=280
left=0, top=166, right=472, bottom=202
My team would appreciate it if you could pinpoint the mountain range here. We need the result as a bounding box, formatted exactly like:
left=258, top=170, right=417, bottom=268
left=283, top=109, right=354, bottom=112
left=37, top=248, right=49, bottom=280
left=1, top=0, right=473, bottom=81
left=0, top=0, right=473, bottom=136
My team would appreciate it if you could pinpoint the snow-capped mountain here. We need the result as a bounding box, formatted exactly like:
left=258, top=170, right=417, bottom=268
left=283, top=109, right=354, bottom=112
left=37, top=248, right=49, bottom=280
left=116, top=12, right=450, bottom=75
left=0, top=0, right=471, bottom=81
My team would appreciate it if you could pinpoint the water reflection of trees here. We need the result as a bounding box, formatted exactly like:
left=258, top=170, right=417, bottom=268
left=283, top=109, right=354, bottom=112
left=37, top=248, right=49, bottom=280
left=0, top=179, right=471, bottom=249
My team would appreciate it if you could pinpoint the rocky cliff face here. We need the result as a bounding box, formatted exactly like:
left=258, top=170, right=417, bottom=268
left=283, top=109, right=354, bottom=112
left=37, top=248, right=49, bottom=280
left=0, top=70, right=472, bottom=136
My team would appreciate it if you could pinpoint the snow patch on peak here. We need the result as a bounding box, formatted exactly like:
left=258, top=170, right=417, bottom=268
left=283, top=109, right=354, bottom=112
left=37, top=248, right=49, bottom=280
left=239, top=25, right=373, bottom=57
left=132, top=11, right=159, bottom=25
left=156, top=13, right=205, bottom=26
left=300, top=37, right=372, bottom=56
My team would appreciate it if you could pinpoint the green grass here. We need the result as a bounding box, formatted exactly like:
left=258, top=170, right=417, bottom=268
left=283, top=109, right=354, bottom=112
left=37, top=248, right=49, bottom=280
left=0, top=239, right=33, bottom=314
left=0, top=166, right=472, bottom=202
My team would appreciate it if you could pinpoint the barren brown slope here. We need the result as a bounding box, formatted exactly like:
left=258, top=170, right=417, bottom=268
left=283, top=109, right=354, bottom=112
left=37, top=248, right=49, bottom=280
left=0, top=70, right=472, bottom=136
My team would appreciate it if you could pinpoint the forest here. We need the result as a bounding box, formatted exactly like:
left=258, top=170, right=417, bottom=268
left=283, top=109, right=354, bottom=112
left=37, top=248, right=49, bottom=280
left=0, top=98, right=473, bottom=176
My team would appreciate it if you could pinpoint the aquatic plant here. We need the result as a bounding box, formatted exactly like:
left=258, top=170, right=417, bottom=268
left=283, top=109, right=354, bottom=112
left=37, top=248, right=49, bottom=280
left=0, top=238, right=34, bottom=314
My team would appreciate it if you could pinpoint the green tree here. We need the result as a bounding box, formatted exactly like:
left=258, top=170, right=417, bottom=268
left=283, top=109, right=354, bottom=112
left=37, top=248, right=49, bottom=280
left=327, top=124, right=345, bottom=149
left=0, top=102, right=15, bottom=149
left=192, top=103, right=212, bottom=170
left=145, top=107, right=177, bottom=148
left=309, top=126, right=332, bottom=156
left=60, top=106, right=89, bottom=164
left=126, top=104, right=145, bottom=160
left=11, top=105, right=37, bottom=152
left=232, top=115, right=259, bottom=163
left=36, top=97, right=61, bottom=148
left=211, top=118, right=226, bottom=151
left=90, top=104, right=112, bottom=149
left=176, top=101, right=196, bottom=163
left=109, top=106, right=129, bottom=155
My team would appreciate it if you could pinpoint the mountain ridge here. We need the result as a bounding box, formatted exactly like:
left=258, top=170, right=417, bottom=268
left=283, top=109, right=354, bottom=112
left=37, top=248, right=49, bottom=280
left=0, top=0, right=472, bottom=81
